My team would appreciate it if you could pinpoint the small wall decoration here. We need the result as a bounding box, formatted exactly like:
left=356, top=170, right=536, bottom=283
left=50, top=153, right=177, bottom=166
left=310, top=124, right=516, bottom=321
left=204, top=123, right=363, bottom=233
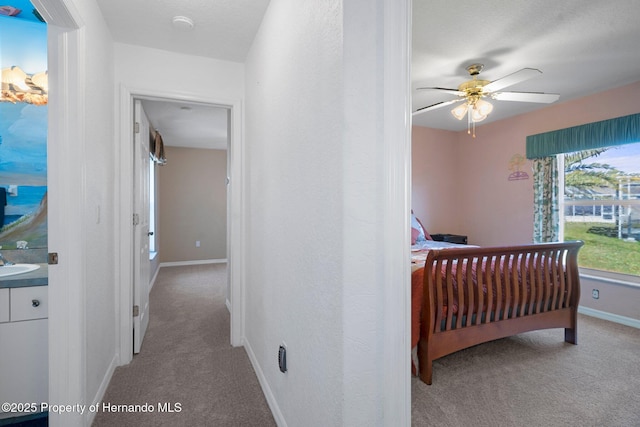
left=508, top=154, right=529, bottom=181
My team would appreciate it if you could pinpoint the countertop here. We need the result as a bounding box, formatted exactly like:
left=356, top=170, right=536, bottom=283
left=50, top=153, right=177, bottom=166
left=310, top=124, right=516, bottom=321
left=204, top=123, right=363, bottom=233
left=0, top=263, right=48, bottom=288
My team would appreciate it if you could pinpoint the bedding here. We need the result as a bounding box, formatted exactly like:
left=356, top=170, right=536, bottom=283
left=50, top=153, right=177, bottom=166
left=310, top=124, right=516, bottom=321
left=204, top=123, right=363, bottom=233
left=411, top=240, right=583, bottom=384
left=411, top=240, right=479, bottom=273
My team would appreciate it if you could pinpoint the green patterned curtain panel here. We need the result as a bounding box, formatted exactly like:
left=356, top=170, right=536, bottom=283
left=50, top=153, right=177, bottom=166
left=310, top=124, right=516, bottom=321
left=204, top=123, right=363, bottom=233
left=526, top=113, right=640, bottom=159
left=532, top=156, right=559, bottom=243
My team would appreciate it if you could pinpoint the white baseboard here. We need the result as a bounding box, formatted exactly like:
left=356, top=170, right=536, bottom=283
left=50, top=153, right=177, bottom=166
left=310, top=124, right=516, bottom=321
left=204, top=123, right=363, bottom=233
left=578, top=306, right=640, bottom=329
left=85, top=353, right=118, bottom=425
left=243, top=338, right=287, bottom=427
left=160, top=259, right=227, bottom=268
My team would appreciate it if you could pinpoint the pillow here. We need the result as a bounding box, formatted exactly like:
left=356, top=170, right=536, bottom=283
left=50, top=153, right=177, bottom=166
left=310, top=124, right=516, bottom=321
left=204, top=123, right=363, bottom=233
left=411, top=227, right=421, bottom=244
left=411, top=212, right=432, bottom=244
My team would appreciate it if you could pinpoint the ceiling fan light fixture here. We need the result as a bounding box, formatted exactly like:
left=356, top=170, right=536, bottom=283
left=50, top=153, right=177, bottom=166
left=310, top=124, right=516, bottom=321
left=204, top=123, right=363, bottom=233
left=474, top=99, right=493, bottom=117
left=415, top=63, right=560, bottom=138
left=451, top=103, right=468, bottom=120
left=471, top=109, right=487, bottom=122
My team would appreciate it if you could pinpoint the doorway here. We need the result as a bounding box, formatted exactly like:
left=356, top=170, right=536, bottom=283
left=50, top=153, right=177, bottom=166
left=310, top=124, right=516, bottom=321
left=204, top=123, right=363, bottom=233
left=131, top=97, right=231, bottom=352
left=117, top=88, right=244, bottom=364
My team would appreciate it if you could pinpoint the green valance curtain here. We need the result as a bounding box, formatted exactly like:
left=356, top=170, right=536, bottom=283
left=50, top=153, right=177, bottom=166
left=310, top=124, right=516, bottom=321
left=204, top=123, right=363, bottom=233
left=526, top=113, right=640, bottom=159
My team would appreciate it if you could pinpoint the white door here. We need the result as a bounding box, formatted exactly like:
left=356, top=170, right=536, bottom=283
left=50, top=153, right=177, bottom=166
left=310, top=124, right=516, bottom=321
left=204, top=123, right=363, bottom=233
left=133, top=100, right=151, bottom=353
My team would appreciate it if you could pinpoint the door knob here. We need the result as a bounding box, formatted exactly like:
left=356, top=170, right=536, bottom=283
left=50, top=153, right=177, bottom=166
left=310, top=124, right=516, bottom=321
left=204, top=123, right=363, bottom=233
left=32, top=299, right=40, bottom=307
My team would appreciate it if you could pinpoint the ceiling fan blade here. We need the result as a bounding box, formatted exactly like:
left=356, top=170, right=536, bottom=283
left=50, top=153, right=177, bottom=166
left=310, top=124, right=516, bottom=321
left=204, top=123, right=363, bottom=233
left=483, top=68, right=542, bottom=93
left=416, top=87, right=465, bottom=96
left=491, top=91, right=560, bottom=103
left=412, top=98, right=464, bottom=116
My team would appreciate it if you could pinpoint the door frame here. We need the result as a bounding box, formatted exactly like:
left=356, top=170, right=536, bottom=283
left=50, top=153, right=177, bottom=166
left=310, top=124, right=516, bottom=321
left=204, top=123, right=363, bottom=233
left=116, top=86, right=245, bottom=364
left=33, top=1, right=85, bottom=425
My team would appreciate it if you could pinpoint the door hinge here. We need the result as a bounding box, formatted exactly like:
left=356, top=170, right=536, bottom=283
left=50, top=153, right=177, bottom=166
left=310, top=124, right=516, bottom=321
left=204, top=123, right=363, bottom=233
left=133, top=305, right=139, bottom=317
left=133, top=213, right=140, bottom=226
left=134, top=122, right=140, bottom=134
left=48, top=252, right=59, bottom=265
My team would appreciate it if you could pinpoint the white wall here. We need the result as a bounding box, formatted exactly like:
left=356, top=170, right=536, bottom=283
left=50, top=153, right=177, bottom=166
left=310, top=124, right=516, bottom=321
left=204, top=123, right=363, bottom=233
left=244, top=1, right=410, bottom=425
left=80, top=4, right=118, bottom=415
left=244, top=2, right=343, bottom=424
left=114, top=43, right=244, bottom=101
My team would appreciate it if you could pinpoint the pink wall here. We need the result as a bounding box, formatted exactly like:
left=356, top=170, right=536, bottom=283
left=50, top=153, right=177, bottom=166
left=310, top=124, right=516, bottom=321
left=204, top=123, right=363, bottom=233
left=412, top=80, right=640, bottom=246
left=411, top=126, right=459, bottom=236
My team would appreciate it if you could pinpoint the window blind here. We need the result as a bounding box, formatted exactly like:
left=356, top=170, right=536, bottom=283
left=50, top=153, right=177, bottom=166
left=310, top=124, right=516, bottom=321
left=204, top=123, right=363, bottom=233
left=526, top=113, right=640, bottom=159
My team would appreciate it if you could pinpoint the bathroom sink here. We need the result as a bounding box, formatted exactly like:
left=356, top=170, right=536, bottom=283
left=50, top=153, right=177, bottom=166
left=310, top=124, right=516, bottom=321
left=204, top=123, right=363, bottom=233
left=0, top=264, right=40, bottom=278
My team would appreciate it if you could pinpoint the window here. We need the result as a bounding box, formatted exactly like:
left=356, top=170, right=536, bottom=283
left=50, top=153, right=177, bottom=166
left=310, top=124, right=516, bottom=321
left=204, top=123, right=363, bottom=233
left=561, top=143, right=640, bottom=276
left=529, top=113, right=640, bottom=278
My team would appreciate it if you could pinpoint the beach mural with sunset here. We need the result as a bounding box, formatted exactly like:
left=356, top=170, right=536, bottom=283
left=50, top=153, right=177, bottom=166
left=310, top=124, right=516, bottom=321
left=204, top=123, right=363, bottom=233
left=0, top=7, right=48, bottom=249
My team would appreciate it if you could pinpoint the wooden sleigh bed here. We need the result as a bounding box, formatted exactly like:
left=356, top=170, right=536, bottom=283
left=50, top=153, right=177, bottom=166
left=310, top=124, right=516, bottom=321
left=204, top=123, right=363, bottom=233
left=411, top=240, right=583, bottom=384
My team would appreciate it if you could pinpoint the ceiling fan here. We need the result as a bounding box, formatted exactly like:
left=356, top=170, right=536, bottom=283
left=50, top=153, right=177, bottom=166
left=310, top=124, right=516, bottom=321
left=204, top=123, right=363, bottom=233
left=413, top=63, right=560, bottom=137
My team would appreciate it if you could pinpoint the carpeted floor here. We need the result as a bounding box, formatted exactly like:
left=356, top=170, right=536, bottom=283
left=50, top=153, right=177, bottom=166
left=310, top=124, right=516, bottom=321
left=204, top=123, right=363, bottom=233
left=92, top=264, right=276, bottom=427
left=93, top=263, right=640, bottom=426
left=411, top=314, right=640, bottom=426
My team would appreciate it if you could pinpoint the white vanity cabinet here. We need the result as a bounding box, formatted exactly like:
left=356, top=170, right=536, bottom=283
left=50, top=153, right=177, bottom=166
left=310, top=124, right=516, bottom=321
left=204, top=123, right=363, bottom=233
left=0, top=285, right=48, bottom=420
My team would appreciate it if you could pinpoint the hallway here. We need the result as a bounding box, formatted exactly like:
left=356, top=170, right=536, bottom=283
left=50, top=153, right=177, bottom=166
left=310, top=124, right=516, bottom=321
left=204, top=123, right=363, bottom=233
left=92, top=264, right=275, bottom=426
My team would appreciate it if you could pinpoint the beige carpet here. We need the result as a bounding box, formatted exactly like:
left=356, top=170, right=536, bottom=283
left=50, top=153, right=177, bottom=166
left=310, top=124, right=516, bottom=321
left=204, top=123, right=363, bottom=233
left=412, top=314, right=640, bottom=426
left=92, top=264, right=276, bottom=427
left=93, top=264, right=640, bottom=426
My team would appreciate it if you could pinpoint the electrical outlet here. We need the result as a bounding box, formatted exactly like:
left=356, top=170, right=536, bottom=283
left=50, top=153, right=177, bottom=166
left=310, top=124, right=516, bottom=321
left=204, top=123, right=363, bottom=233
left=196, top=240, right=200, bottom=248
left=592, top=289, right=599, bottom=299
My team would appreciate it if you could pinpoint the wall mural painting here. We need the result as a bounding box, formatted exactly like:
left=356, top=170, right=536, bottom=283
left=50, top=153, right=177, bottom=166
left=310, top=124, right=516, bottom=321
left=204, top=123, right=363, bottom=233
left=0, top=9, right=48, bottom=250
left=508, top=153, right=529, bottom=181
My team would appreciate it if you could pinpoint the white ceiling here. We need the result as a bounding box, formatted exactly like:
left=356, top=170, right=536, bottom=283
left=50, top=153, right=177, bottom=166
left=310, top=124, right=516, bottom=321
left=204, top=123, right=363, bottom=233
left=96, top=0, right=270, bottom=63
left=139, top=99, right=229, bottom=150
left=96, top=0, right=640, bottom=145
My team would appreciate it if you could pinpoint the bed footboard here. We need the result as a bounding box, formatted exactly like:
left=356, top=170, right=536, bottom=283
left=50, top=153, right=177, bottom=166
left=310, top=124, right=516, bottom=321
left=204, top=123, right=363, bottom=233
left=417, top=240, right=583, bottom=385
